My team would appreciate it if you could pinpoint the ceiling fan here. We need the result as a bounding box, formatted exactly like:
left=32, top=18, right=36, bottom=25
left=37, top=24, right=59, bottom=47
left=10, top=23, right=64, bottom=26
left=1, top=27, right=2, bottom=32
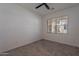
left=35, top=3, right=50, bottom=10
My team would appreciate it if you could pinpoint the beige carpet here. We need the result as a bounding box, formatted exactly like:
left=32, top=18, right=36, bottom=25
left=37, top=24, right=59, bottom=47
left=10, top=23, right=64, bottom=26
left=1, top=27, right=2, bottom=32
left=2, top=39, right=79, bottom=56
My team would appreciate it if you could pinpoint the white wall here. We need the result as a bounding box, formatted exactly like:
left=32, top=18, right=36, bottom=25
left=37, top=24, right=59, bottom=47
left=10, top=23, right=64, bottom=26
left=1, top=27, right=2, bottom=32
left=0, top=4, right=42, bottom=52
left=42, top=5, right=79, bottom=47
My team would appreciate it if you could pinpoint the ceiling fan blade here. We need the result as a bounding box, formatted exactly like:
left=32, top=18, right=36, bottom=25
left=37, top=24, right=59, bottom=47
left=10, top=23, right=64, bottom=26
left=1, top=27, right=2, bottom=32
left=44, top=3, right=50, bottom=9
left=35, top=3, right=45, bottom=9
left=35, top=3, right=50, bottom=10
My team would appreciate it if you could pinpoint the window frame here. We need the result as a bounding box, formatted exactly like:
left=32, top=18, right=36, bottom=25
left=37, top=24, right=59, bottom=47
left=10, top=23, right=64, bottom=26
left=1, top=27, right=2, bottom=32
left=47, top=16, right=68, bottom=34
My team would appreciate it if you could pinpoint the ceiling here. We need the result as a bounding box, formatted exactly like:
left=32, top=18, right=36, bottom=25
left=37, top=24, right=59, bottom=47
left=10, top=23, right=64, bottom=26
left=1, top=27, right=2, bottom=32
left=17, top=3, right=79, bottom=17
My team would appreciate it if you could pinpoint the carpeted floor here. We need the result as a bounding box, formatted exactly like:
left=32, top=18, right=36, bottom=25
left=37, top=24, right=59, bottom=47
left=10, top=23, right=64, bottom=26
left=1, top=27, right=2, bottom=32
left=1, top=39, right=79, bottom=56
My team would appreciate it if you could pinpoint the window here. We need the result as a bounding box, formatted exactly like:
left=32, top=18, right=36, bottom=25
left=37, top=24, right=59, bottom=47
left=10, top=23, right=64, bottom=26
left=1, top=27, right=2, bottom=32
left=48, top=16, right=68, bottom=33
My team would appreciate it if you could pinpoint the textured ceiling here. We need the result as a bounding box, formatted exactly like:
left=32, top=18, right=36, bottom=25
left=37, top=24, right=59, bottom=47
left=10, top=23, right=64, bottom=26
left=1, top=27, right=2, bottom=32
left=17, top=3, right=79, bottom=17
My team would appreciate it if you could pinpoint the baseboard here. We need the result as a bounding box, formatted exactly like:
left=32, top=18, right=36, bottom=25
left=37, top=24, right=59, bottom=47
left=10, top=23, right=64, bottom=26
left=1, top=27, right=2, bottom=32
left=44, top=39, right=79, bottom=48
left=3, top=39, right=42, bottom=53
